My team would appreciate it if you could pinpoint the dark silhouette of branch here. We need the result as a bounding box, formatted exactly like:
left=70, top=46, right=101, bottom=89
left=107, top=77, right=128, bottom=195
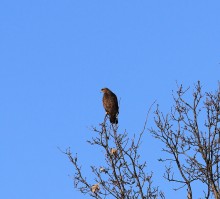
left=65, top=103, right=164, bottom=199
left=150, top=81, right=220, bottom=199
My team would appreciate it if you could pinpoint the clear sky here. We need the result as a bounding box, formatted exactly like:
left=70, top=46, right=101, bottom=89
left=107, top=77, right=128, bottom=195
left=0, top=1, right=220, bottom=199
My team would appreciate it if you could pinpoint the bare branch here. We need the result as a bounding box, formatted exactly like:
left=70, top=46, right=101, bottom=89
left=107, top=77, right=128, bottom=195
left=150, top=81, right=220, bottom=199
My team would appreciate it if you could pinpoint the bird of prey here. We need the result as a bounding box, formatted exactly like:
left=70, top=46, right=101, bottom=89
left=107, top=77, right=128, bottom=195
left=101, top=88, right=119, bottom=124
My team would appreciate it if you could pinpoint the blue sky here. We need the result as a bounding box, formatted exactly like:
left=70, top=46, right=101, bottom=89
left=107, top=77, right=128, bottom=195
left=0, top=1, right=220, bottom=198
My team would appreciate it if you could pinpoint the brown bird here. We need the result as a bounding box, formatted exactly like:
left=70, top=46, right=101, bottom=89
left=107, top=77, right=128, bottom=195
left=101, top=88, right=119, bottom=124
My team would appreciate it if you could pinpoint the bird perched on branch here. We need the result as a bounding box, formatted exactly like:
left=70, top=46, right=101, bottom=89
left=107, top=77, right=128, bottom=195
left=101, top=88, right=119, bottom=124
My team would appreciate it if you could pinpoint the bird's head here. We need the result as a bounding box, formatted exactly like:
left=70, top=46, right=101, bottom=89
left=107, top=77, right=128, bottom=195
left=101, top=88, right=109, bottom=93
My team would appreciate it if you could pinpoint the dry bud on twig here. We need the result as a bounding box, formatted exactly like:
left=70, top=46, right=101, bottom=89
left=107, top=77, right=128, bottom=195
left=91, top=183, right=100, bottom=193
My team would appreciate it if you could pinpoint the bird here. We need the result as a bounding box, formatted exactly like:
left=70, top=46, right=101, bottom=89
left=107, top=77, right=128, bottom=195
left=101, top=88, right=119, bottom=124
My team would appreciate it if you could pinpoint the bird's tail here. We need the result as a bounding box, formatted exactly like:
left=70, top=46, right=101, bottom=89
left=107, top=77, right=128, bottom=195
left=110, top=115, right=118, bottom=124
